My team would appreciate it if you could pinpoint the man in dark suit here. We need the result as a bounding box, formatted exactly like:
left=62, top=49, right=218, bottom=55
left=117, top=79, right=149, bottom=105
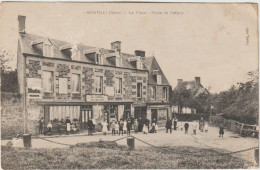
left=166, top=117, right=172, bottom=133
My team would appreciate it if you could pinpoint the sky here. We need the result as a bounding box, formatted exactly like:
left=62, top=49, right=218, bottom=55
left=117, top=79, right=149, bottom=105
left=0, top=2, right=258, bottom=93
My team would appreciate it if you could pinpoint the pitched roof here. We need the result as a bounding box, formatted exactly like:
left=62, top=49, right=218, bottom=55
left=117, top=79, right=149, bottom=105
left=174, top=80, right=209, bottom=97
left=142, top=56, right=170, bottom=86
left=18, top=33, right=147, bottom=70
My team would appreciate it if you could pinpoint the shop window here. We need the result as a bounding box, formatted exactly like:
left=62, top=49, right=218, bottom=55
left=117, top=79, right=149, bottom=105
left=163, top=87, right=167, bottom=100
left=95, top=76, right=103, bottom=94
left=158, top=109, right=167, bottom=121
left=42, top=71, right=53, bottom=92
left=137, top=83, right=142, bottom=98
left=115, top=78, right=122, bottom=94
left=72, top=74, right=80, bottom=93
left=150, top=86, right=156, bottom=100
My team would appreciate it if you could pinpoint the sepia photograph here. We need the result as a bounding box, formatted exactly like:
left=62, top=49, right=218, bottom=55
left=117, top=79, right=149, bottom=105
left=0, top=2, right=259, bottom=169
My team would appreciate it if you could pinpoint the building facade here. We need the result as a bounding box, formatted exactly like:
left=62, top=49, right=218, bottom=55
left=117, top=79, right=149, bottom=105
left=17, top=15, right=171, bottom=134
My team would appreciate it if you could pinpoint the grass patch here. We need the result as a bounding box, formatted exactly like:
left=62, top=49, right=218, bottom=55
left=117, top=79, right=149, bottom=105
left=1, top=141, right=253, bottom=169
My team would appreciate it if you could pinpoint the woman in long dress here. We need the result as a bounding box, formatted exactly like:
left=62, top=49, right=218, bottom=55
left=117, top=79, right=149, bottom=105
left=134, top=119, right=139, bottom=133
left=123, top=120, right=127, bottom=134
left=102, top=121, right=108, bottom=135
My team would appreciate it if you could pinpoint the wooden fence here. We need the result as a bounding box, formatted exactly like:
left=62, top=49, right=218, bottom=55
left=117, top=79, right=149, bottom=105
left=211, top=116, right=259, bottom=138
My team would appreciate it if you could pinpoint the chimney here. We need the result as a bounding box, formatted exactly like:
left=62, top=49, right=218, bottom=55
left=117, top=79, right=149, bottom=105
left=177, top=79, right=183, bottom=85
left=135, top=50, right=145, bottom=57
left=195, top=77, right=200, bottom=84
left=18, top=15, right=26, bottom=33
left=111, top=41, right=121, bottom=53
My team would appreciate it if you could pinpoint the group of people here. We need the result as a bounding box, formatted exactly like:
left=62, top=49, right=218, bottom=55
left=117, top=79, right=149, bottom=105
left=39, top=117, right=79, bottom=135
left=103, top=117, right=160, bottom=136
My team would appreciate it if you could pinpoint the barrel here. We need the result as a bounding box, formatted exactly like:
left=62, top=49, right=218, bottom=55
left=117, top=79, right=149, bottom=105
left=127, top=137, right=135, bottom=150
left=23, top=134, right=31, bottom=149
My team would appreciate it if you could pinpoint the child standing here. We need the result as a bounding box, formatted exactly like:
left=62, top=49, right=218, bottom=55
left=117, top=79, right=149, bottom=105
left=155, top=123, right=158, bottom=133
left=111, top=121, right=116, bottom=136
left=219, top=124, right=224, bottom=138
left=204, top=123, right=208, bottom=133
left=143, top=124, right=148, bottom=134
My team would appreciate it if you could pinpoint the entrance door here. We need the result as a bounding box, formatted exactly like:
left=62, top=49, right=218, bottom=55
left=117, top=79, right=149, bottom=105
left=151, top=109, right=157, bottom=123
left=81, top=110, right=92, bottom=130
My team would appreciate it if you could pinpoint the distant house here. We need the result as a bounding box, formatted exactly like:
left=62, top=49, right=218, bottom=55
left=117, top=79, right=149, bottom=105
left=172, top=77, right=209, bottom=114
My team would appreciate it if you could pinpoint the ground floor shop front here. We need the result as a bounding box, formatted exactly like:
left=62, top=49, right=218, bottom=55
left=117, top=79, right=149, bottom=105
left=37, top=101, right=171, bottom=134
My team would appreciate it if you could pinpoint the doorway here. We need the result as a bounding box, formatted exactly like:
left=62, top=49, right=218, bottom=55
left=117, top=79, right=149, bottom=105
left=151, top=109, right=158, bottom=123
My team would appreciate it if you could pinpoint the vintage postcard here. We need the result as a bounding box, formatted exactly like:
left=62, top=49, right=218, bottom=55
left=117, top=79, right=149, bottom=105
left=0, top=2, right=259, bottom=169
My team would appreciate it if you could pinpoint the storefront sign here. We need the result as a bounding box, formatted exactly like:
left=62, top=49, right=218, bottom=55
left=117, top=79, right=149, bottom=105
left=86, top=95, right=108, bottom=102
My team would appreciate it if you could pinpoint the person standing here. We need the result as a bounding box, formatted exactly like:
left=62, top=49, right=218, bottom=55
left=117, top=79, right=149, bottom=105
left=184, top=121, right=189, bottom=134
left=219, top=124, right=224, bottom=138
left=138, top=117, right=143, bottom=132
left=123, top=119, right=127, bottom=134
left=87, top=119, right=93, bottom=136
left=92, top=119, right=96, bottom=133
left=119, top=120, right=124, bottom=136
left=115, top=121, right=119, bottom=135
left=134, top=119, right=139, bottom=133
left=146, top=118, right=150, bottom=132
left=102, top=121, right=108, bottom=135
left=39, top=117, right=44, bottom=134
left=173, top=118, right=178, bottom=130
left=166, top=117, right=172, bottom=133
left=199, top=117, right=205, bottom=132
left=192, top=121, right=197, bottom=134
left=111, top=121, right=116, bottom=136
left=127, top=118, right=131, bottom=135
left=65, top=117, right=71, bottom=135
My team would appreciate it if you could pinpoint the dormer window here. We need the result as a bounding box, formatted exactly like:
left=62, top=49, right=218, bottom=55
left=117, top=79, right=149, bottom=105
left=137, top=60, right=143, bottom=69
left=43, top=43, right=53, bottom=57
left=31, top=38, right=53, bottom=57
left=96, top=54, right=103, bottom=65
left=116, top=57, right=122, bottom=67
left=157, top=75, right=162, bottom=84
left=71, top=49, right=81, bottom=61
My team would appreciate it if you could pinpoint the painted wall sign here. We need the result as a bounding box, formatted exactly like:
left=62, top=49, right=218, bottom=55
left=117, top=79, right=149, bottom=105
left=86, top=94, right=108, bottom=102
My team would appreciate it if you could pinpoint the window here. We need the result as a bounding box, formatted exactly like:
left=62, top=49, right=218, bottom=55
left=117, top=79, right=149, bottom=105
left=116, top=57, right=122, bottom=67
left=150, top=86, right=156, bottom=100
left=72, top=74, right=80, bottom=93
left=157, top=75, right=161, bottom=84
left=96, top=54, right=103, bottom=65
left=137, top=83, right=142, bottom=98
left=43, top=44, right=53, bottom=57
left=137, top=61, right=143, bottom=69
left=163, top=87, right=167, bottom=100
left=58, top=78, right=68, bottom=94
left=115, top=78, right=122, bottom=94
left=71, top=49, right=81, bottom=61
left=95, top=76, right=103, bottom=94
left=42, top=71, right=53, bottom=92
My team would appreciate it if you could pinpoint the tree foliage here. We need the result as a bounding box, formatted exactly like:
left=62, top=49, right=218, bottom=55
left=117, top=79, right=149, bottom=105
left=211, top=70, right=258, bottom=125
left=1, top=48, right=19, bottom=93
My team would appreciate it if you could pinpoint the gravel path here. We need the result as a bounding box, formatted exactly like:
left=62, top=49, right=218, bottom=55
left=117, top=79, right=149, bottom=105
left=2, top=122, right=258, bottom=164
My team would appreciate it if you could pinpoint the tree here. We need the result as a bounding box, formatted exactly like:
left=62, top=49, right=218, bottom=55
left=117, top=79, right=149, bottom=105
left=0, top=48, right=19, bottom=93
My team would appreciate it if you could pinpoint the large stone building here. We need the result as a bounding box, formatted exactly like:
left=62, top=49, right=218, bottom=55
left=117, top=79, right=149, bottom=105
left=17, top=15, right=171, bottom=134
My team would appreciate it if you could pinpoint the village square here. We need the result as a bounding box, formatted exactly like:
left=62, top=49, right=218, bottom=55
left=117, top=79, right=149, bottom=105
left=0, top=3, right=259, bottom=169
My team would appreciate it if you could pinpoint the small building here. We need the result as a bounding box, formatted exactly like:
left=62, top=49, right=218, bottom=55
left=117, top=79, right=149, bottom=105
left=172, top=77, right=209, bottom=114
